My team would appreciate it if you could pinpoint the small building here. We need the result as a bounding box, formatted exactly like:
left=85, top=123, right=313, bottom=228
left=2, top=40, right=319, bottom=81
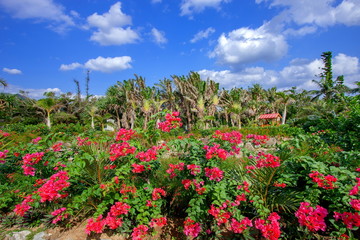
left=258, top=113, right=282, bottom=126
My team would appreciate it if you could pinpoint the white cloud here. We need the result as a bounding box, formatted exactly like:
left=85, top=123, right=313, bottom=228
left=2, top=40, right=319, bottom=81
left=264, top=0, right=360, bottom=27
left=4, top=84, right=63, bottom=99
left=59, top=62, right=82, bottom=71
left=180, top=0, right=231, bottom=16
left=190, top=27, right=215, bottom=43
left=151, top=28, right=167, bottom=45
left=0, top=0, right=74, bottom=32
left=84, top=56, right=132, bottom=73
left=210, top=26, right=288, bottom=66
left=2, top=67, right=22, bottom=74
left=87, top=2, right=139, bottom=45
left=199, top=53, right=360, bottom=90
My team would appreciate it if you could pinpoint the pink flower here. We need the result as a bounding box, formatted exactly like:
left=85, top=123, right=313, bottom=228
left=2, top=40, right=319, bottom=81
left=115, top=128, right=136, bottom=141
left=31, top=137, right=42, bottom=144
left=132, top=163, right=146, bottom=173
left=166, top=162, right=184, bottom=178
left=152, top=188, right=166, bottom=201
left=109, top=202, right=131, bottom=217
left=183, top=218, right=201, bottom=237
left=334, top=212, right=360, bottom=229
left=295, top=202, right=328, bottom=232
left=273, top=183, right=286, bottom=188
left=104, top=214, right=123, bottom=229
left=85, top=215, right=105, bottom=234
left=131, top=225, right=149, bottom=240
left=230, top=217, right=252, bottom=233
left=254, top=212, right=281, bottom=240
left=203, top=144, right=228, bottom=160
left=149, top=217, right=167, bottom=227
left=350, top=199, right=360, bottom=211
left=309, top=171, right=337, bottom=190
left=187, top=164, right=201, bottom=175
left=205, top=167, right=224, bottom=181
left=0, top=150, right=9, bottom=163
left=158, top=112, right=182, bottom=132
left=109, top=142, right=136, bottom=161
left=36, top=171, right=70, bottom=202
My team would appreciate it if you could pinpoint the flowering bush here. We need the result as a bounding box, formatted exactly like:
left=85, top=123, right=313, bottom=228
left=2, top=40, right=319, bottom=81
left=1, top=113, right=359, bottom=239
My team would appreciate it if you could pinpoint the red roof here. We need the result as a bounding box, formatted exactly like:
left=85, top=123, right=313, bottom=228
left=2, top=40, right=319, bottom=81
left=259, top=113, right=282, bottom=119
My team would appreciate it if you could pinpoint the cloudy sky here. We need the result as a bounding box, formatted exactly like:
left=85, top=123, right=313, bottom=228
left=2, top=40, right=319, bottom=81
left=1, top=0, right=360, bottom=98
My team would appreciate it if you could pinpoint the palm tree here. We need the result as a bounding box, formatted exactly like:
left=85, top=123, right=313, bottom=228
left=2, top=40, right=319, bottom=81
left=0, top=78, right=7, bottom=89
left=35, top=93, right=62, bottom=129
left=276, top=92, right=295, bottom=124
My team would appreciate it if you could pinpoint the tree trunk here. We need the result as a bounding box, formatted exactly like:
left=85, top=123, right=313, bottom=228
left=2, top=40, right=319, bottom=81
left=46, top=111, right=51, bottom=129
left=282, top=105, right=287, bottom=125
left=91, top=116, right=95, bottom=129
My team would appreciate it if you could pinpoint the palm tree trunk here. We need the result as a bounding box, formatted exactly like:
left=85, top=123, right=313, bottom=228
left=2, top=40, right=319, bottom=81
left=46, top=111, right=51, bottom=129
left=282, top=105, right=287, bottom=125
left=91, top=116, right=95, bottom=129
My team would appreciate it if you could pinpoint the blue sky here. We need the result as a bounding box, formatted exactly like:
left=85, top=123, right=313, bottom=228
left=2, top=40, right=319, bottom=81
left=1, top=0, right=360, bottom=99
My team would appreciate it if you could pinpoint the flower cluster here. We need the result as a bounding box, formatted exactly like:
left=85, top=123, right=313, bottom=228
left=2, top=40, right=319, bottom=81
left=0, top=130, right=10, bottom=137
left=187, top=164, right=201, bottom=175
left=149, top=217, right=167, bottom=227
left=51, top=142, right=63, bottom=152
left=205, top=167, right=224, bottom=181
left=230, top=217, right=252, bottom=234
left=248, top=152, right=281, bottom=169
left=246, top=134, right=269, bottom=145
left=309, top=171, right=337, bottom=190
left=334, top=212, right=360, bottom=229
left=208, top=204, right=231, bottom=225
left=158, top=112, right=182, bottom=132
left=181, top=179, right=206, bottom=194
left=203, top=144, right=228, bottom=160
left=183, top=218, right=201, bottom=237
left=116, top=128, right=136, bottom=141
left=109, top=142, right=136, bottom=161
left=166, top=162, right=184, bottom=178
left=273, top=182, right=287, bottom=188
left=51, top=207, right=68, bottom=224
left=349, top=177, right=360, bottom=195
left=132, top=163, right=149, bottom=173
left=31, top=137, right=42, bottom=144
left=136, top=145, right=163, bottom=162
left=295, top=202, right=328, bottom=232
left=37, top=171, right=70, bottom=202
left=22, top=152, right=45, bottom=176
left=86, top=202, right=131, bottom=234
left=0, top=150, right=8, bottom=163
left=254, top=212, right=281, bottom=240
left=350, top=199, right=360, bottom=211
left=132, top=225, right=149, bottom=240
left=14, top=195, right=34, bottom=216
left=213, top=130, right=243, bottom=144
left=152, top=188, right=166, bottom=200
left=76, top=137, right=92, bottom=146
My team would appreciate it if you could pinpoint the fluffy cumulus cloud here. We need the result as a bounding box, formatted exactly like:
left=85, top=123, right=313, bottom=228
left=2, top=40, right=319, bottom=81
left=0, top=0, right=74, bottom=32
left=2, top=67, right=22, bottom=74
left=190, top=27, right=215, bottom=43
left=151, top=28, right=167, bottom=45
left=60, top=56, right=132, bottom=73
left=210, top=26, right=288, bottom=66
left=84, top=56, right=132, bottom=73
left=87, top=2, right=139, bottom=45
left=260, top=0, right=360, bottom=27
left=180, top=0, right=231, bottom=16
left=199, top=53, right=360, bottom=90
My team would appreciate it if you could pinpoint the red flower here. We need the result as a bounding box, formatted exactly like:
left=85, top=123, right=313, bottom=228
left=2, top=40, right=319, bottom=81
left=230, top=217, right=252, bottom=233
left=205, top=167, right=224, bottom=181
left=295, top=202, right=328, bottom=232
left=109, top=202, right=131, bottom=217
left=109, top=142, right=136, bottom=161
left=85, top=215, right=105, bottom=234
left=309, top=171, right=337, bottom=190
left=254, top=212, right=281, bottom=240
left=183, top=218, right=201, bottom=237
left=132, top=163, right=146, bottom=173
left=115, top=128, right=136, bottom=141
left=149, top=217, right=167, bottom=227
left=131, top=225, right=149, bottom=240
left=334, top=212, right=360, bottom=229
left=152, top=188, right=166, bottom=200
left=158, top=112, right=182, bottom=132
